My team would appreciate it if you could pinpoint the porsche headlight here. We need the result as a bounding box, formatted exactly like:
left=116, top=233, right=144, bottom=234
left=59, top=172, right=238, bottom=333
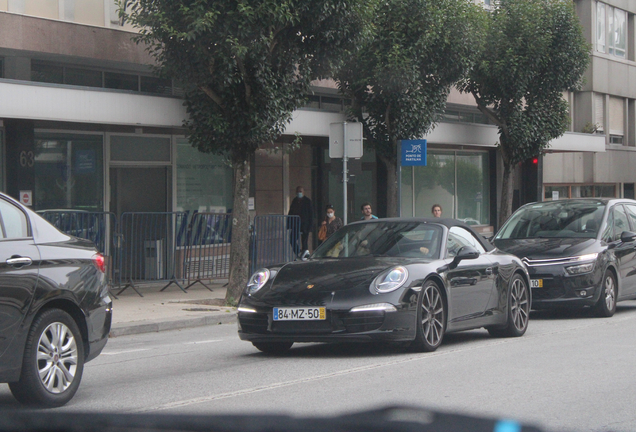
left=247, top=268, right=270, bottom=294
left=372, top=266, right=409, bottom=294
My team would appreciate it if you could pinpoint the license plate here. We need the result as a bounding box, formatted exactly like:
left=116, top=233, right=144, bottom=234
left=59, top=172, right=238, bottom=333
left=273, top=307, right=326, bottom=321
left=530, top=279, right=543, bottom=288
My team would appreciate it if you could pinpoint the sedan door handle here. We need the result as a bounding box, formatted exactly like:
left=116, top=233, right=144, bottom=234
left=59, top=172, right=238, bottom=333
left=7, top=256, right=33, bottom=267
left=485, top=267, right=493, bottom=275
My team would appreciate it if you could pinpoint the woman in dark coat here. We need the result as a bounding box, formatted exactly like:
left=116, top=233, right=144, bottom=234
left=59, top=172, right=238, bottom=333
left=321, top=204, right=343, bottom=241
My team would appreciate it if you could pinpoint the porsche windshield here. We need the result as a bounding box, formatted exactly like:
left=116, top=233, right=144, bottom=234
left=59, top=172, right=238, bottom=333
left=496, top=200, right=606, bottom=239
left=312, top=221, right=443, bottom=259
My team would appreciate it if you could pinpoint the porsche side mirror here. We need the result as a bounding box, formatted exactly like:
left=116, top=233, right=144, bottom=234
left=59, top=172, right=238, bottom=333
left=300, top=250, right=311, bottom=261
left=620, top=231, right=636, bottom=243
left=450, top=246, right=480, bottom=269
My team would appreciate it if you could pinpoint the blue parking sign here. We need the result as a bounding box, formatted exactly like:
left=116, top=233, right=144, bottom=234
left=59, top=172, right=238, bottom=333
left=400, top=140, right=427, bottom=166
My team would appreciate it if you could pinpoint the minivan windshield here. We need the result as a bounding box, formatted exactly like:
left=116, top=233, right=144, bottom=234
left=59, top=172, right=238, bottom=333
left=313, top=221, right=443, bottom=259
left=496, top=200, right=606, bottom=240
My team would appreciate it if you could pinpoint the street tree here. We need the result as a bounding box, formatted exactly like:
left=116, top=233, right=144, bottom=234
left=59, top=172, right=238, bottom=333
left=458, top=0, right=589, bottom=227
left=336, top=0, right=485, bottom=217
left=123, top=0, right=371, bottom=303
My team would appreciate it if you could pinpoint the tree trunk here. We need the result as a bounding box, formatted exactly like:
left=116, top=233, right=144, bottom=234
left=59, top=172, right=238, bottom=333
left=225, top=159, right=251, bottom=305
left=498, top=161, right=515, bottom=228
left=380, top=155, right=399, bottom=217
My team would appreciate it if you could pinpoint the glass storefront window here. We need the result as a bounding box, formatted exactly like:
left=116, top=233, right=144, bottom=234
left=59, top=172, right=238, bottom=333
left=414, top=152, right=455, bottom=219
left=595, top=185, right=616, bottom=197
left=176, top=138, right=233, bottom=213
left=401, top=166, right=413, bottom=217
left=456, top=152, right=489, bottom=225
left=546, top=184, right=616, bottom=199
left=34, top=133, right=104, bottom=211
left=545, top=185, right=569, bottom=200
left=401, top=150, right=490, bottom=225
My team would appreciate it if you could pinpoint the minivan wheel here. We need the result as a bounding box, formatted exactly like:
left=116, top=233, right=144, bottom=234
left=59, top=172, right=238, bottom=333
left=9, top=309, right=85, bottom=407
left=593, top=270, right=617, bottom=318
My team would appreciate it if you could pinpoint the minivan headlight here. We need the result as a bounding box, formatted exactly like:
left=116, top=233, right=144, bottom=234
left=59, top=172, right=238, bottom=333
left=565, top=253, right=598, bottom=275
left=247, top=268, right=270, bottom=294
left=565, top=262, right=595, bottom=275
left=371, top=266, right=409, bottom=294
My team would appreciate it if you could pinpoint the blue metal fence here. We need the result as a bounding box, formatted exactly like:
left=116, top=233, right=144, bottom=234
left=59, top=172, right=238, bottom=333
left=250, top=215, right=300, bottom=274
left=181, top=212, right=232, bottom=290
left=41, top=210, right=301, bottom=297
left=116, top=212, right=189, bottom=297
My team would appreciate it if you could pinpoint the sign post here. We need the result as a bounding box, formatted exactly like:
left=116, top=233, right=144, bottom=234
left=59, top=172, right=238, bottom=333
left=329, top=122, right=363, bottom=225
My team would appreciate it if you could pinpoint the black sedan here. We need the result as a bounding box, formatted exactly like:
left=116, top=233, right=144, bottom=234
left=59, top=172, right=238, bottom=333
left=0, top=193, right=112, bottom=407
left=494, top=198, right=636, bottom=317
left=238, top=218, right=530, bottom=353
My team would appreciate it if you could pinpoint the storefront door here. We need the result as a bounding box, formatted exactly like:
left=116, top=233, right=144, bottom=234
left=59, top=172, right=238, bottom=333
left=109, top=167, right=169, bottom=215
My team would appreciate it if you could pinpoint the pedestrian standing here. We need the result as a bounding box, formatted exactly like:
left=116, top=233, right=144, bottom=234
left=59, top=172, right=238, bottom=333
left=320, top=204, right=343, bottom=242
left=431, top=204, right=442, bottom=218
left=288, top=186, right=313, bottom=255
left=360, top=202, right=379, bottom=220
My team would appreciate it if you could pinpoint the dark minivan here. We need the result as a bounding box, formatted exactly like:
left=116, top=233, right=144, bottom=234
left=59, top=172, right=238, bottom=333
left=493, top=199, right=636, bottom=317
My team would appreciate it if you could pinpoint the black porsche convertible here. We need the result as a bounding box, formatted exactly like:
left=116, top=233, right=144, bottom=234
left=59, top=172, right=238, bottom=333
left=238, top=218, right=531, bottom=353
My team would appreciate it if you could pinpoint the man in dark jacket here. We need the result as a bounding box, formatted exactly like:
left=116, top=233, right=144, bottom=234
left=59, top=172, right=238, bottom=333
left=288, top=185, right=313, bottom=255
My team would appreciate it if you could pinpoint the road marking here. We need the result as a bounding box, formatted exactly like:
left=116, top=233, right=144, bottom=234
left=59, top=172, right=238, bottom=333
left=182, top=339, right=222, bottom=345
left=128, top=337, right=523, bottom=414
left=101, top=348, right=151, bottom=356
left=128, top=312, right=636, bottom=413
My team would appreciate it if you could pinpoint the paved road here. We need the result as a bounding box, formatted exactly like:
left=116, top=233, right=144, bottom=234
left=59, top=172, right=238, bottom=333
left=2, top=303, right=636, bottom=432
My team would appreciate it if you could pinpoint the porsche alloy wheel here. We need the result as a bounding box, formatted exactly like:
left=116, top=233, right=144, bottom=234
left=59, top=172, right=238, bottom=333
left=411, top=281, right=446, bottom=352
left=9, top=309, right=85, bottom=407
left=488, top=274, right=529, bottom=338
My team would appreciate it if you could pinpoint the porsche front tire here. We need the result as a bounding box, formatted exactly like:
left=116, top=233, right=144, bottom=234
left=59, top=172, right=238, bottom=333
left=410, top=281, right=446, bottom=352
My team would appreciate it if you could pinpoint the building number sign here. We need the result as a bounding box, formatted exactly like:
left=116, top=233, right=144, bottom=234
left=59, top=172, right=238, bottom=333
left=20, top=151, right=34, bottom=168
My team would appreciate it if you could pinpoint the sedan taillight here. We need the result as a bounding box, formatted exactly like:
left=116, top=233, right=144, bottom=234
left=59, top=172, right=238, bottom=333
left=93, top=253, right=106, bottom=273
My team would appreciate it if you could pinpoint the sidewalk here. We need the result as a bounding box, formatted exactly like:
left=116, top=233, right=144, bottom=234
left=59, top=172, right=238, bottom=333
left=108, top=279, right=237, bottom=337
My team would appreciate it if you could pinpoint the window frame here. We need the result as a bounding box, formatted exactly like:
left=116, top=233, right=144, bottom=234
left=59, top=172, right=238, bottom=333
left=597, top=2, right=628, bottom=59
left=0, top=197, right=31, bottom=240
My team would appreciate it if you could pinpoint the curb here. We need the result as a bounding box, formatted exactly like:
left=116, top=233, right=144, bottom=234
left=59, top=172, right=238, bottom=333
left=109, top=311, right=237, bottom=337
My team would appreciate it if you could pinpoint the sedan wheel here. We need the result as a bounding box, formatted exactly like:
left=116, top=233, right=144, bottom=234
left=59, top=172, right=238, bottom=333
left=488, top=274, right=529, bottom=338
left=594, top=270, right=617, bottom=318
left=411, top=281, right=446, bottom=352
left=9, top=309, right=84, bottom=407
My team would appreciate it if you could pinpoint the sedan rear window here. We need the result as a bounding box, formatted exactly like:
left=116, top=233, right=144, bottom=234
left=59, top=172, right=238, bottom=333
left=496, top=201, right=606, bottom=239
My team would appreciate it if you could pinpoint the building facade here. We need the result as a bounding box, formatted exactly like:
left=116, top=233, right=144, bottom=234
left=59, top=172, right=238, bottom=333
left=544, top=0, right=636, bottom=201
left=0, top=0, right=628, bottom=248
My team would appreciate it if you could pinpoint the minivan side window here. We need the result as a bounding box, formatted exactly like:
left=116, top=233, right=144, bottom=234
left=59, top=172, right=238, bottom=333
left=0, top=200, right=29, bottom=239
left=624, top=205, right=636, bottom=231
left=613, top=205, right=630, bottom=242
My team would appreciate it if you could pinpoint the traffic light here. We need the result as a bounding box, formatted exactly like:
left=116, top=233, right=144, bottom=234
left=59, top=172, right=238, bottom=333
left=521, top=156, right=541, bottom=204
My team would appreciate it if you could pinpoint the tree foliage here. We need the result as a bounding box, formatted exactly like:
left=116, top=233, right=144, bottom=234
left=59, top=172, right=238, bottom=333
left=123, top=0, right=371, bottom=301
left=336, top=0, right=486, bottom=216
left=458, top=0, right=590, bottom=226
